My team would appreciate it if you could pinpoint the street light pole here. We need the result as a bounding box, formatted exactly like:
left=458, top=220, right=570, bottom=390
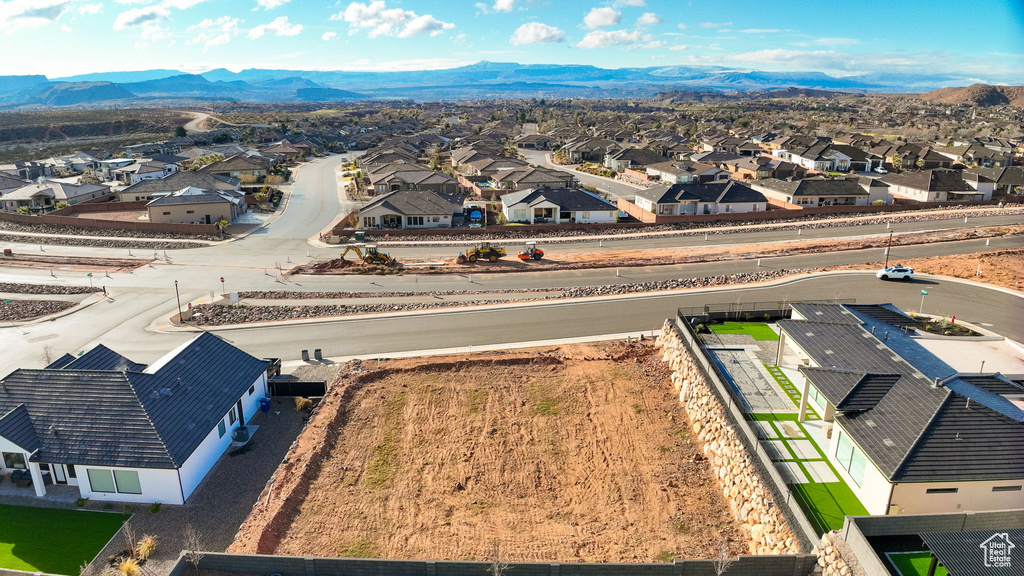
left=884, top=231, right=893, bottom=268
left=174, top=280, right=182, bottom=324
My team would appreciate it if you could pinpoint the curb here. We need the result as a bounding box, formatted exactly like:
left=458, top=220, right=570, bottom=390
left=9, top=291, right=107, bottom=326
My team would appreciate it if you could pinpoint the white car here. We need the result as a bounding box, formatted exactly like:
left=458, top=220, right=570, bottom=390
left=876, top=266, right=914, bottom=281
left=873, top=167, right=888, bottom=174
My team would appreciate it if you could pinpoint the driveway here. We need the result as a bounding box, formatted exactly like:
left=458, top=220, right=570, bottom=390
left=86, top=397, right=307, bottom=575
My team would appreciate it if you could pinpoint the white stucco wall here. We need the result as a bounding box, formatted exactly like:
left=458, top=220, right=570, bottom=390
left=825, top=423, right=893, bottom=515
left=0, top=435, right=31, bottom=475
left=178, top=373, right=266, bottom=501
left=76, top=465, right=184, bottom=505
left=890, top=480, right=1024, bottom=515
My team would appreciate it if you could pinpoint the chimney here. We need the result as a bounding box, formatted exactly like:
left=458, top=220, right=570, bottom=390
left=932, top=377, right=942, bottom=388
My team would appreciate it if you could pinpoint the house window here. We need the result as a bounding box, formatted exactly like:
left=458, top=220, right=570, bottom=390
left=114, top=470, right=142, bottom=494
left=513, top=209, right=528, bottom=221
left=362, top=216, right=377, bottom=228
left=218, top=420, right=227, bottom=438
left=993, top=486, right=1022, bottom=492
left=87, top=469, right=116, bottom=493
left=248, top=384, right=256, bottom=396
left=926, top=488, right=958, bottom=494
left=407, top=216, right=424, bottom=226
left=67, top=464, right=77, bottom=479
left=186, top=210, right=195, bottom=214
left=228, top=407, right=237, bottom=425
left=581, top=211, right=591, bottom=219
left=834, top=430, right=867, bottom=487
left=432, top=216, right=440, bottom=222
left=163, top=211, right=171, bottom=215
left=2, top=452, right=26, bottom=469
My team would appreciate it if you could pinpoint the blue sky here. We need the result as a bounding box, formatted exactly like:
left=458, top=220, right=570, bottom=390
left=2, top=0, right=1022, bottom=81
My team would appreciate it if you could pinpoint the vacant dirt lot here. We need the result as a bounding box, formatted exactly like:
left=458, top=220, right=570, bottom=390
left=231, top=343, right=744, bottom=563
left=825, top=248, right=1024, bottom=290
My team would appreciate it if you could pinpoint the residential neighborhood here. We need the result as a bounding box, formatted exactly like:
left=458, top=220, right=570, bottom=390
left=0, top=2, right=1021, bottom=576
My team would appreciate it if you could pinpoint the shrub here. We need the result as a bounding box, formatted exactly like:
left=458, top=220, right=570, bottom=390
left=75, top=497, right=89, bottom=508
left=136, top=535, right=157, bottom=560
left=55, top=201, right=69, bottom=209
left=265, top=174, right=286, bottom=185
left=118, top=557, right=140, bottom=576
left=16, top=206, right=30, bottom=214
left=294, top=397, right=313, bottom=412
left=149, top=503, right=161, bottom=514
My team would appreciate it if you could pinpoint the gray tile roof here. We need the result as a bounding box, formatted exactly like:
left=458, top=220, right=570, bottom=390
left=360, top=189, right=464, bottom=216
left=780, top=303, right=1024, bottom=482
left=500, top=187, right=617, bottom=212
left=634, top=181, right=766, bottom=205
left=755, top=177, right=867, bottom=197
left=121, top=171, right=239, bottom=195
left=791, top=302, right=863, bottom=324
left=63, top=344, right=147, bottom=372
left=0, top=405, right=40, bottom=453
left=0, top=332, right=267, bottom=469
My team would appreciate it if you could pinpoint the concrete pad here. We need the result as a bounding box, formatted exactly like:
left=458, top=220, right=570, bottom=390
left=753, top=420, right=778, bottom=439
left=789, top=439, right=822, bottom=460
left=774, top=461, right=809, bottom=484
left=761, top=439, right=791, bottom=460
left=778, top=420, right=806, bottom=439
left=804, top=461, right=839, bottom=483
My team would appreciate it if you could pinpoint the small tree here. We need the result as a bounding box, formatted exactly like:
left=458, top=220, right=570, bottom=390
left=712, top=543, right=736, bottom=576
left=182, top=524, right=204, bottom=576
left=55, top=201, right=69, bottom=210
left=488, top=541, right=509, bottom=576
left=174, top=126, right=188, bottom=138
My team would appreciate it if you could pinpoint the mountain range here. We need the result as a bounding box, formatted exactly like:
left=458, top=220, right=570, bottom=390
left=0, top=61, right=1016, bottom=108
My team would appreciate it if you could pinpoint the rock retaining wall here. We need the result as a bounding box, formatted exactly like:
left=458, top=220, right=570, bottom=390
left=813, top=532, right=866, bottom=576
left=655, top=322, right=801, bottom=557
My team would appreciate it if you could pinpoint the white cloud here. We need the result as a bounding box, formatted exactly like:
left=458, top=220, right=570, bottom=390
left=334, top=1, right=454, bottom=38
left=814, top=37, right=859, bottom=46
left=584, top=7, right=620, bottom=29
left=162, top=0, right=207, bottom=9
left=639, top=40, right=664, bottom=49
left=636, top=12, right=661, bottom=26
left=113, top=5, right=169, bottom=29
left=739, top=28, right=781, bottom=33
left=676, top=23, right=688, bottom=30
left=322, top=31, right=337, bottom=40
left=60, top=23, right=72, bottom=32
left=255, top=0, right=289, bottom=8
left=248, top=15, right=302, bottom=39
left=576, top=28, right=651, bottom=49
left=699, top=21, right=731, bottom=28
left=0, top=0, right=73, bottom=32
left=187, top=16, right=240, bottom=50
left=79, top=3, right=103, bottom=15
left=509, top=22, right=564, bottom=45
left=492, top=0, right=514, bottom=12
left=614, top=0, right=645, bottom=5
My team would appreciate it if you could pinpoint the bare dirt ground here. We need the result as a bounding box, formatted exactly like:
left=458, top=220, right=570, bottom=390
left=824, top=248, right=1024, bottom=290
left=294, top=224, right=1022, bottom=276
left=230, top=343, right=745, bottom=563
left=66, top=209, right=148, bottom=223
left=0, top=253, right=147, bottom=272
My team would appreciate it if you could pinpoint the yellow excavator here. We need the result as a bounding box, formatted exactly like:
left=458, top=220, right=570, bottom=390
left=340, top=243, right=397, bottom=266
left=457, top=241, right=507, bottom=263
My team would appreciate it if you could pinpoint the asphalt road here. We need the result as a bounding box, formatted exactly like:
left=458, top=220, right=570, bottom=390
left=519, top=149, right=644, bottom=199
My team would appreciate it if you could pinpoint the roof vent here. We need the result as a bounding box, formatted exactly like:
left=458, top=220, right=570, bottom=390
left=932, top=377, right=943, bottom=388
left=883, top=438, right=895, bottom=447
left=866, top=419, right=876, bottom=427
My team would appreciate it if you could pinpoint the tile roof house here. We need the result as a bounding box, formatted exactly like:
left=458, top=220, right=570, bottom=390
left=118, top=170, right=240, bottom=202
left=881, top=169, right=992, bottom=202
left=0, top=181, right=109, bottom=213
left=365, top=163, right=460, bottom=195
left=197, top=153, right=272, bottom=180
left=500, top=187, right=617, bottom=224
left=750, top=177, right=870, bottom=207
left=777, top=302, right=1024, bottom=516
left=0, top=333, right=269, bottom=504
left=489, top=166, right=572, bottom=192
left=358, top=188, right=465, bottom=229
left=146, top=186, right=246, bottom=225
left=603, top=148, right=668, bottom=172
left=633, top=181, right=767, bottom=216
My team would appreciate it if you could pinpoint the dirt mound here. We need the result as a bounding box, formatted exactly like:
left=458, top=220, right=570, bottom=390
left=918, top=84, right=1024, bottom=107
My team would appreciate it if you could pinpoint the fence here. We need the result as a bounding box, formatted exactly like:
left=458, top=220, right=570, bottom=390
left=677, top=299, right=856, bottom=324
left=0, top=210, right=218, bottom=235
left=168, top=551, right=818, bottom=576
left=269, top=379, right=327, bottom=397
left=670, top=316, right=820, bottom=550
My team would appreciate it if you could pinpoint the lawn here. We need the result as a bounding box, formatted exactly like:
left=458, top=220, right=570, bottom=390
left=792, top=479, right=869, bottom=533
left=0, top=504, right=129, bottom=575
left=887, top=551, right=948, bottom=576
left=709, top=322, right=779, bottom=341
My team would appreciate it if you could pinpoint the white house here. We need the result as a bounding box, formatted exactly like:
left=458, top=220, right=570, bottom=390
left=881, top=169, right=993, bottom=202
left=776, top=302, right=1024, bottom=517
left=500, top=187, right=617, bottom=224
left=0, top=333, right=269, bottom=504
left=632, top=181, right=768, bottom=216
left=772, top=142, right=853, bottom=172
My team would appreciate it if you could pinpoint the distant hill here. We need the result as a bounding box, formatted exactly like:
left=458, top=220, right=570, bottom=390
left=33, top=82, right=136, bottom=106
left=295, top=87, right=365, bottom=101
left=0, top=75, right=48, bottom=95
left=917, top=83, right=1024, bottom=107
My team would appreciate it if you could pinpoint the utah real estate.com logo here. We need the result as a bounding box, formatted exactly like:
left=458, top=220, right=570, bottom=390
left=980, top=533, right=1015, bottom=569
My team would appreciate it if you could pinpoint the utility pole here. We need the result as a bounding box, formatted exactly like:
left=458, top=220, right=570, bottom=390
left=883, top=231, right=894, bottom=268
left=174, top=280, right=183, bottom=324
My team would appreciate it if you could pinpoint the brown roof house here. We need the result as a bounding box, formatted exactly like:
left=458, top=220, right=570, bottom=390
left=146, top=186, right=245, bottom=225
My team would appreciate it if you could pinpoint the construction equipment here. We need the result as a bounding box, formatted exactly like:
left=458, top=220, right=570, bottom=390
left=339, top=243, right=397, bottom=266
left=517, top=242, right=544, bottom=261
left=457, top=242, right=506, bottom=264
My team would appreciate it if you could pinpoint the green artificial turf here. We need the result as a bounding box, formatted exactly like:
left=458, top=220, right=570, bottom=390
left=0, top=504, right=129, bottom=574
left=888, top=551, right=948, bottom=576
left=792, top=479, right=870, bottom=533
left=708, top=322, right=780, bottom=340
